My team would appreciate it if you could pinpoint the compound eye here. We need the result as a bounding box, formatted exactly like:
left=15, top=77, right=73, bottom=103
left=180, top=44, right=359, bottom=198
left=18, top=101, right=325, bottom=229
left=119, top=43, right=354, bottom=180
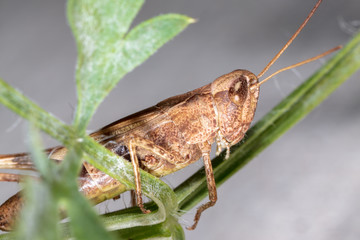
left=228, top=76, right=248, bottom=106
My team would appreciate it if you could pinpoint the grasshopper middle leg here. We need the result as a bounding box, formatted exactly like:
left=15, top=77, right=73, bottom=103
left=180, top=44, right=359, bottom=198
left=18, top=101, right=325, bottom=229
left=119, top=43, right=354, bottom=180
left=127, top=135, right=190, bottom=214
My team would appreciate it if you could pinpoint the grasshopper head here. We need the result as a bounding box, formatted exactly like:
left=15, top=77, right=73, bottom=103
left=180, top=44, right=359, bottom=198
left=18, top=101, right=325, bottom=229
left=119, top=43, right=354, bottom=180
left=211, top=69, right=259, bottom=145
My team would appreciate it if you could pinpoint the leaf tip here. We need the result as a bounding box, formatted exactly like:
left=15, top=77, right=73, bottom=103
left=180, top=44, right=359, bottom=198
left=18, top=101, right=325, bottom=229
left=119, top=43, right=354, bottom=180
left=188, top=17, right=197, bottom=24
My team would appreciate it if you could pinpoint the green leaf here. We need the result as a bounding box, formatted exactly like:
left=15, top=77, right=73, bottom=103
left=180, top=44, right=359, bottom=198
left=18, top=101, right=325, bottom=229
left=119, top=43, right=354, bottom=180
left=0, top=80, right=73, bottom=145
left=112, top=215, right=184, bottom=240
left=58, top=144, right=114, bottom=240
left=14, top=128, right=61, bottom=240
left=14, top=181, right=61, bottom=240
left=64, top=182, right=114, bottom=240
left=59, top=141, right=84, bottom=180
left=68, top=0, right=195, bottom=130
left=27, top=125, right=58, bottom=181
left=67, top=0, right=144, bottom=44
left=174, top=31, right=360, bottom=212
left=67, top=0, right=144, bottom=131
left=120, top=14, right=195, bottom=73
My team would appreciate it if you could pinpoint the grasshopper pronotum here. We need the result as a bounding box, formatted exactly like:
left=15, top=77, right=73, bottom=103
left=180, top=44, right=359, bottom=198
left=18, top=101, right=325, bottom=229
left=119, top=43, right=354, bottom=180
left=0, top=0, right=341, bottom=231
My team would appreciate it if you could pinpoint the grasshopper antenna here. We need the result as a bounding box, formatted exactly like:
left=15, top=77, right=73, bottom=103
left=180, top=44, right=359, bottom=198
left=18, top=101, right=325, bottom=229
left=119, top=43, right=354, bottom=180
left=258, top=45, right=342, bottom=86
left=257, top=0, right=323, bottom=80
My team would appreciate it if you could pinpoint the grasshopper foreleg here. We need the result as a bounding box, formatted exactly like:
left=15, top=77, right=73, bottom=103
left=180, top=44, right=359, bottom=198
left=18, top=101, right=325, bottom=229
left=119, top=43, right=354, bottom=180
left=187, top=142, right=217, bottom=230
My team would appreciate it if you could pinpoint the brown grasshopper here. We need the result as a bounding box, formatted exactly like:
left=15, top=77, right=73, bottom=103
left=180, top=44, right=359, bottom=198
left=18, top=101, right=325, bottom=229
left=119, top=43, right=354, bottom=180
left=0, top=0, right=340, bottom=231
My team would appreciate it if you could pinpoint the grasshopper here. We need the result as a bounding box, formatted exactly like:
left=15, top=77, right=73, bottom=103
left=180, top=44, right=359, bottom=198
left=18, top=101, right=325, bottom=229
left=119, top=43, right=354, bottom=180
left=0, top=0, right=340, bottom=231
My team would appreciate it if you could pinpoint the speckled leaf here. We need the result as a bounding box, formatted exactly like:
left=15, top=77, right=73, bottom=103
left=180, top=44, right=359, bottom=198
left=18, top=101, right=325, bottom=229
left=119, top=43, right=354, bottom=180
left=64, top=178, right=115, bottom=240
left=14, top=181, right=60, bottom=240
left=67, top=0, right=194, bottom=130
left=14, top=128, right=60, bottom=240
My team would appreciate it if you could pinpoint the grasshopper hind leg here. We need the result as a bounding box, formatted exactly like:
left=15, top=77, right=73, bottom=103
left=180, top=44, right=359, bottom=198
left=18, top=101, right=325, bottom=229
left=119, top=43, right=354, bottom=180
left=0, top=192, right=23, bottom=231
left=0, top=172, right=24, bottom=231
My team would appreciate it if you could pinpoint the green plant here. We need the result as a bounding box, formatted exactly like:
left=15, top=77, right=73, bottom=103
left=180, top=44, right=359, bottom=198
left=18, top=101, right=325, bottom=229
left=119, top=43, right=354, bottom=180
left=0, top=0, right=359, bottom=239
left=0, top=0, right=193, bottom=239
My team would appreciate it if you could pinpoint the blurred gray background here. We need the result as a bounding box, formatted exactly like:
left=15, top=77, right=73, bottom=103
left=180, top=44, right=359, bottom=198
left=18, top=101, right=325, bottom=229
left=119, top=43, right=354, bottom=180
left=1, top=0, right=360, bottom=239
